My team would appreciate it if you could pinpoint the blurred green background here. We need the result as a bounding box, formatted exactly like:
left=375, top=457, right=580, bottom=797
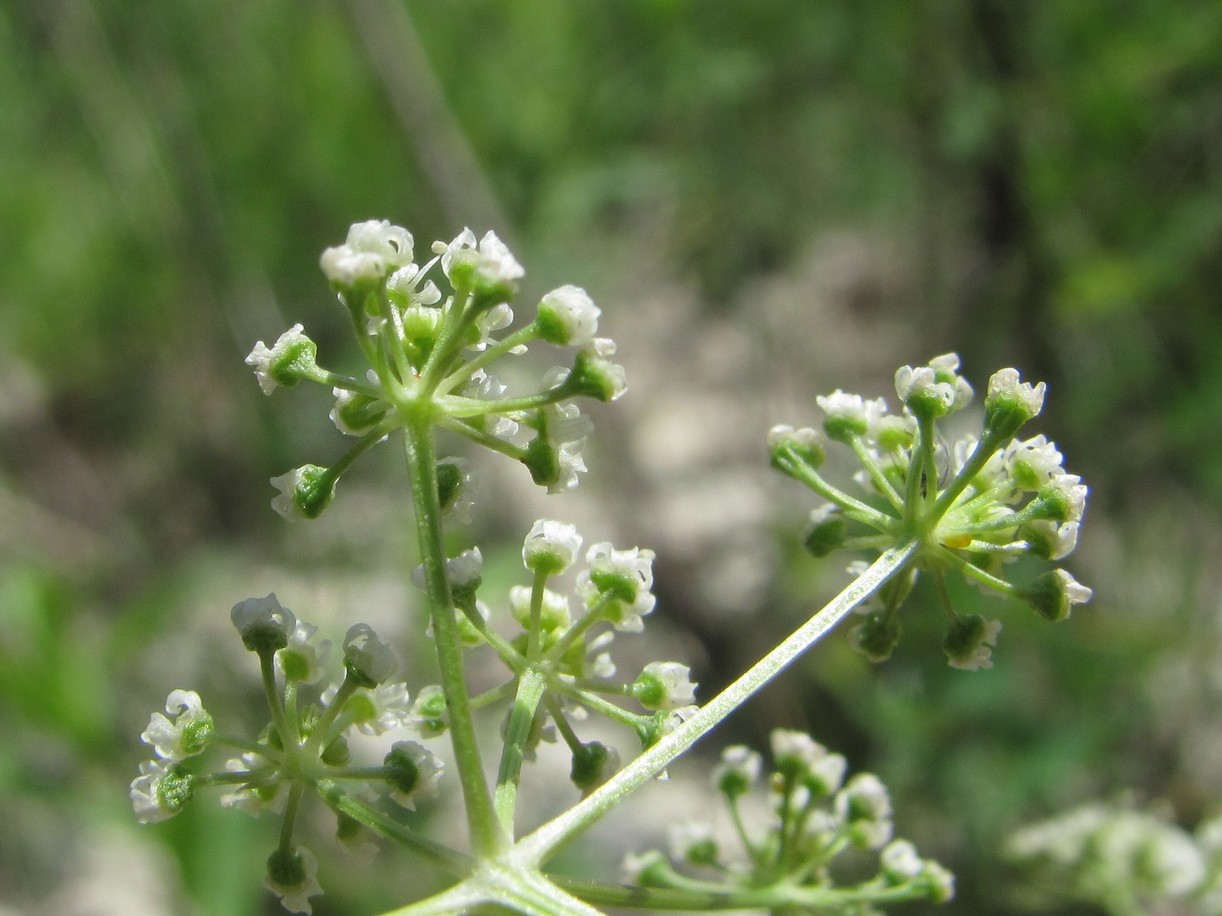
left=2, top=1, right=1221, bottom=913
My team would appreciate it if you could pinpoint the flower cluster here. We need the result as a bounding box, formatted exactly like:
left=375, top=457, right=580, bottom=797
left=246, top=220, right=626, bottom=520
left=770, top=354, right=1091, bottom=668
left=411, top=518, right=697, bottom=794
left=130, top=594, right=443, bottom=913
left=1007, top=802, right=1222, bottom=913
left=624, top=729, right=954, bottom=908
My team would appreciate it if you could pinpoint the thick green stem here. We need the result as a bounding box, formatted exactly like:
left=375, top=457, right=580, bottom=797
left=402, top=409, right=504, bottom=855
left=514, top=541, right=919, bottom=866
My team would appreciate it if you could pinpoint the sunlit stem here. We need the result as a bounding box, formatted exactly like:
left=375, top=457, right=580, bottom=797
left=402, top=407, right=504, bottom=855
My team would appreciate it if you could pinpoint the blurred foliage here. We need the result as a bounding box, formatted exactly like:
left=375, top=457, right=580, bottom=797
left=1, top=1, right=1221, bottom=914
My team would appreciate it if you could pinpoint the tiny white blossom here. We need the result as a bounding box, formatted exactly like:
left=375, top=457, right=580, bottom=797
left=277, top=620, right=331, bottom=685
left=130, top=759, right=185, bottom=823
left=470, top=302, right=515, bottom=350
left=987, top=367, right=1046, bottom=417
left=319, top=245, right=387, bottom=288
left=894, top=364, right=955, bottom=413
left=219, top=753, right=284, bottom=816
left=343, top=623, right=397, bottom=685
left=433, top=228, right=523, bottom=287
left=1057, top=569, right=1093, bottom=606
left=508, top=584, right=573, bottom=630
left=881, top=839, right=924, bottom=881
left=386, top=260, right=442, bottom=307
left=1045, top=473, right=1088, bottom=523
left=622, top=850, right=667, bottom=884
left=231, top=594, right=297, bottom=650
left=345, top=219, right=413, bottom=268
left=384, top=741, right=444, bottom=811
left=714, top=745, right=762, bottom=797
left=577, top=542, right=657, bottom=632
left=245, top=324, right=313, bottom=395
left=522, top=519, right=583, bottom=574
left=264, top=846, right=323, bottom=915
left=668, top=821, right=717, bottom=865
left=141, top=689, right=213, bottom=762
left=538, top=285, right=600, bottom=346
left=835, top=773, right=894, bottom=849
left=634, top=661, right=697, bottom=711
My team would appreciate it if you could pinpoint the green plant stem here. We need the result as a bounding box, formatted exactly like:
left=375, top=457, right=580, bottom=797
left=494, top=667, right=548, bottom=833
left=514, top=540, right=919, bottom=866
left=402, top=408, right=504, bottom=855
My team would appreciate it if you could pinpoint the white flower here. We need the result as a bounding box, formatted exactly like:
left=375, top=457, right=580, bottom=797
left=277, top=620, right=331, bottom=685
left=634, top=662, right=697, bottom=711
left=668, top=821, right=717, bottom=865
left=945, top=616, right=1003, bottom=671
left=816, top=391, right=888, bottom=441
left=522, top=519, right=583, bottom=574
left=141, top=689, right=213, bottom=761
left=770, top=729, right=847, bottom=795
left=538, top=285, right=601, bottom=346
left=219, top=754, right=284, bottom=816
left=384, top=741, right=444, bottom=811
left=986, top=367, right=1046, bottom=418
left=346, top=219, right=413, bottom=268
left=1002, top=435, right=1064, bottom=491
left=1044, top=473, right=1088, bottom=523
left=231, top=594, right=297, bottom=651
left=577, top=542, right=657, bottom=632
left=881, top=839, right=924, bottom=881
left=130, top=760, right=191, bottom=823
left=713, top=745, right=762, bottom=796
left=894, top=364, right=955, bottom=414
left=343, top=623, right=397, bottom=685
left=386, top=260, right=442, bottom=307
left=245, top=324, right=314, bottom=395
left=264, top=846, right=323, bottom=915
left=622, top=850, right=667, bottom=884
left=269, top=464, right=334, bottom=520
left=469, top=302, right=515, bottom=351
left=835, top=773, right=894, bottom=849
left=433, top=228, right=523, bottom=288
left=319, top=245, right=387, bottom=288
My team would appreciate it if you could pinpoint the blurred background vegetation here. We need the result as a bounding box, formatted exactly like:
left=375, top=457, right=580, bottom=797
left=2, top=1, right=1221, bottom=913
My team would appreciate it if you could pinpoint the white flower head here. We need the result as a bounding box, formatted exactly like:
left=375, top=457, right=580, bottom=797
left=894, top=364, right=956, bottom=417
left=714, top=745, right=762, bottom=797
left=770, top=729, right=846, bottom=795
left=219, top=753, right=284, bottom=817
left=277, top=620, right=332, bottom=685
left=622, top=849, right=668, bottom=885
left=881, top=839, right=924, bottom=881
left=346, top=219, right=413, bottom=268
left=231, top=593, right=297, bottom=653
left=835, top=772, right=894, bottom=849
left=577, top=542, right=657, bottom=632
left=141, top=689, right=214, bottom=761
left=523, top=519, right=583, bottom=575
left=433, top=228, right=523, bottom=290
left=668, top=821, right=719, bottom=866
left=245, top=324, right=316, bottom=395
left=319, top=245, right=387, bottom=289
left=130, top=759, right=193, bottom=823
left=817, top=391, right=888, bottom=442
left=634, top=661, right=697, bottom=711
left=270, top=464, right=335, bottom=521
left=944, top=615, right=1003, bottom=671
left=538, top=285, right=601, bottom=346
left=1041, top=473, right=1089, bottom=524
left=985, top=367, right=1047, bottom=437
left=386, top=260, right=442, bottom=307
left=384, top=741, right=444, bottom=811
left=343, top=623, right=397, bottom=686
left=264, top=846, right=323, bottom=915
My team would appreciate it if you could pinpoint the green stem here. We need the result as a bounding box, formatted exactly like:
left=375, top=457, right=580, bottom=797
left=402, top=408, right=504, bottom=855
left=313, top=776, right=471, bottom=875
left=437, top=323, right=540, bottom=395
left=514, top=541, right=919, bottom=866
left=494, top=668, right=548, bottom=833
left=258, top=650, right=296, bottom=751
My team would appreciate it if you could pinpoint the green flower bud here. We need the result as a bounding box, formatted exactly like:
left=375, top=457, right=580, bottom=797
left=570, top=741, right=619, bottom=795
left=270, top=465, right=337, bottom=520
left=802, top=506, right=847, bottom=557
left=848, top=611, right=901, bottom=662
left=984, top=368, right=1046, bottom=440
left=245, top=324, right=320, bottom=395
left=564, top=339, right=627, bottom=402
left=1022, top=569, right=1092, bottom=622
left=767, top=425, right=826, bottom=475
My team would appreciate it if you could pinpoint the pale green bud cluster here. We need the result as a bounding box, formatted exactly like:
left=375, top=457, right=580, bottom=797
left=771, top=353, right=1092, bottom=669
left=623, top=730, right=954, bottom=907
